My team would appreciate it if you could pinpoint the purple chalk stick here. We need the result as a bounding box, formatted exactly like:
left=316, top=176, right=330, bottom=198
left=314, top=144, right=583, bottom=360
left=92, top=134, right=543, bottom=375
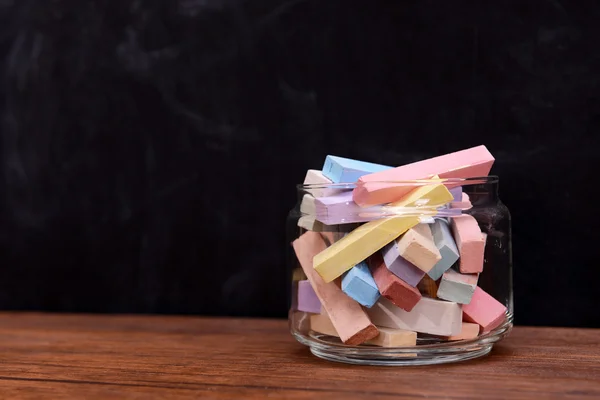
left=296, top=280, right=322, bottom=313
left=449, top=186, right=462, bottom=202
left=314, top=191, right=374, bottom=225
left=382, top=242, right=425, bottom=287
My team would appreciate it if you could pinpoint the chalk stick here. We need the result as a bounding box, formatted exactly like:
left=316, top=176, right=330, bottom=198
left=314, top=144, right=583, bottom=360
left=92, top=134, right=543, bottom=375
left=368, top=253, right=422, bottom=311
left=446, top=322, right=480, bottom=341
left=313, top=216, right=420, bottom=283
left=314, top=191, right=372, bottom=225
left=341, top=261, right=381, bottom=308
left=449, top=186, right=462, bottom=201
left=382, top=242, right=425, bottom=286
left=303, top=169, right=339, bottom=198
left=437, top=269, right=479, bottom=304
left=417, top=274, right=439, bottom=298
left=450, top=215, right=485, bottom=273
left=311, top=312, right=417, bottom=347
left=367, top=297, right=462, bottom=336
left=296, top=280, right=322, bottom=313
left=292, top=231, right=379, bottom=344
left=388, top=180, right=454, bottom=209
left=463, top=286, right=507, bottom=333
left=322, top=155, right=392, bottom=183
left=310, top=313, right=339, bottom=337
left=450, top=192, right=472, bottom=210
left=394, top=224, right=441, bottom=273
left=428, top=219, right=460, bottom=280
left=367, top=327, right=417, bottom=347
left=353, top=145, right=495, bottom=207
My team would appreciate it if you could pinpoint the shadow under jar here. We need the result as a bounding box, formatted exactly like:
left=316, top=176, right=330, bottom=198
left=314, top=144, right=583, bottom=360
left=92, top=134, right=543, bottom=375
left=286, top=177, right=513, bottom=366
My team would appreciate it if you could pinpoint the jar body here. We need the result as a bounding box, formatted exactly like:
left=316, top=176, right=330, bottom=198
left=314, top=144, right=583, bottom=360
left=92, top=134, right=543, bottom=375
left=286, top=178, right=512, bottom=366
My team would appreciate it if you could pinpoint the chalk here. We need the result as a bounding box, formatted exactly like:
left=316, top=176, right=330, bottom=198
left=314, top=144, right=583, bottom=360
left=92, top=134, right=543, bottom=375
left=341, top=262, right=381, bottom=308
left=322, top=155, right=392, bottom=183
left=367, top=297, right=462, bottom=336
left=392, top=224, right=441, bottom=274
left=417, top=274, right=439, bottom=298
left=303, top=169, right=340, bottom=198
left=450, top=215, right=485, bottom=273
left=313, top=216, right=420, bottom=283
left=428, top=219, right=460, bottom=280
left=382, top=242, right=425, bottom=287
left=310, top=313, right=339, bottom=337
left=292, top=231, right=379, bottom=345
left=437, top=269, right=479, bottom=304
left=314, top=191, right=373, bottom=225
left=450, top=192, right=472, bottom=210
left=463, top=286, right=507, bottom=333
left=311, top=311, right=417, bottom=347
left=296, top=280, right=322, bottom=313
left=353, top=145, right=495, bottom=207
left=446, top=322, right=480, bottom=341
left=368, top=253, right=422, bottom=311
left=388, top=180, right=454, bottom=209
left=449, top=186, right=462, bottom=201
left=367, top=327, right=417, bottom=347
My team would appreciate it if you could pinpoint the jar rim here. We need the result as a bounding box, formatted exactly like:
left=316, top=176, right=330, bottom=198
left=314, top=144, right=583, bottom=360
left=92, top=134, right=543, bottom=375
left=297, top=175, right=499, bottom=189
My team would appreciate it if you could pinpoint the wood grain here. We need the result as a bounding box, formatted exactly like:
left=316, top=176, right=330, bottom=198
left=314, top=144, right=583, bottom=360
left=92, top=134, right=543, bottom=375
left=0, top=313, right=598, bottom=399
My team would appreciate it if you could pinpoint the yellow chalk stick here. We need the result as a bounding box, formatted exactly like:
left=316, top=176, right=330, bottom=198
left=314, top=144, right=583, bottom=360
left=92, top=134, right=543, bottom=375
left=314, top=216, right=420, bottom=282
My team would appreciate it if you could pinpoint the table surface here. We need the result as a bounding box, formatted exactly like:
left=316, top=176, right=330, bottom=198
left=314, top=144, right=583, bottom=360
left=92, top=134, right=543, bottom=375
left=0, top=313, right=598, bottom=399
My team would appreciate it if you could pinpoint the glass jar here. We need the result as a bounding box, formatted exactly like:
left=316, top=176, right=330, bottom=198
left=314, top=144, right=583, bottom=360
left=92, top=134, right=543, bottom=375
left=286, top=177, right=512, bottom=366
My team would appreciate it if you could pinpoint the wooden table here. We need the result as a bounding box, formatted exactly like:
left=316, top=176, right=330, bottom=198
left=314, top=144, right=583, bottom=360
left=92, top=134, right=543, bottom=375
left=0, top=313, right=598, bottom=399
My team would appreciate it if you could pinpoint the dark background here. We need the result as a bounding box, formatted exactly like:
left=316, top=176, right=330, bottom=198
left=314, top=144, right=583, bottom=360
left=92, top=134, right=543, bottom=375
left=0, top=0, right=598, bottom=327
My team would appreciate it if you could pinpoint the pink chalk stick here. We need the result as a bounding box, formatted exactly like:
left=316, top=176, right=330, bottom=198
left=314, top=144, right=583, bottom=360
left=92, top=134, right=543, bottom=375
left=368, top=253, right=422, bottom=312
left=450, top=215, right=485, bottom=273
left=296, top=280, right=322, bottom=313
left=462, top=286, right=507, bottom=332
left=292, top=231, right=379, bottom=345
left=352, top=145, right=494, bottom=207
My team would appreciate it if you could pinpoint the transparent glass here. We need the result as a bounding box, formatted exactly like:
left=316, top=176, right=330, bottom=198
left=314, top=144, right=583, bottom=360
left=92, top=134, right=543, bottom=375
left=286, top=177, right=513, bottom=366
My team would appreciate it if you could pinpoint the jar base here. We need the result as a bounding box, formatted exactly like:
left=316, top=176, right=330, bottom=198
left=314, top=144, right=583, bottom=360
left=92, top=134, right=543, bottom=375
left=292, top=315, right=513, bottom=366
left=308, top=342, right=493, bottom=366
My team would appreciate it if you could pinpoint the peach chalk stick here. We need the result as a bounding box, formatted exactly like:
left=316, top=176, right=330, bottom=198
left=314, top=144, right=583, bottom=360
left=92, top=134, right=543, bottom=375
left=450, top=215, right=485, bottom=273
left=462, top=286, right=507, bottom=332
left=313, top=216, right=420, bottom=283
left=447, top=322, right=480, bottom=341
left=292, top=231, right=378, bottom=345
left=311, top=312, right=417, bottom=347
left=367, top=297, right=462, bottom=336
left=393, top=224, right=441, bottom=273
left=437, top=268, right=479, bottom=304
left=368, top=253, right=422, bottom=311
left=303, top=169, right=343, bottom=198
left=353, top=145, right=494, bottom=207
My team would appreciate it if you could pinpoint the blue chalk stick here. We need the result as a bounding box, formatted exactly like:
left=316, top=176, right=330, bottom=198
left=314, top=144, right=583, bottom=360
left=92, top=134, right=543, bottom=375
left=322, top=155, right=392, bottom=183
left=341, top=261, right=381, bottom=308
left=428, top=219, right=460, bottom=280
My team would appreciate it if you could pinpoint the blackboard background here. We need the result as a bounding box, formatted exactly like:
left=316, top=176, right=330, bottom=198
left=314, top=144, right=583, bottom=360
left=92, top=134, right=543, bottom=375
left=0, top=0, right=598, bottom=327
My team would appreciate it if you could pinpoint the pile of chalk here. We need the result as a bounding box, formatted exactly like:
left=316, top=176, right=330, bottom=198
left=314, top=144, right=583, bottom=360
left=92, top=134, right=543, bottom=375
left=291, top=145, right=508, bottom=347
